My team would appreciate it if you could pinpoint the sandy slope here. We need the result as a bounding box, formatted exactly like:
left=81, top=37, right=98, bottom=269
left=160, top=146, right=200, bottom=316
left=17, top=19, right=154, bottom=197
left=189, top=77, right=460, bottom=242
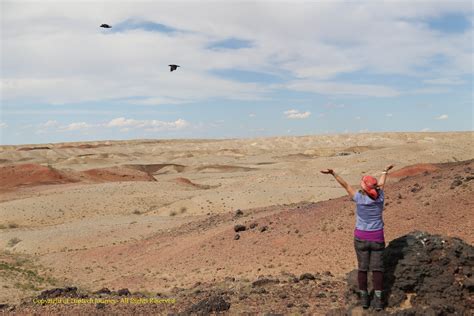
left=0, top=132, right=473, bottom=308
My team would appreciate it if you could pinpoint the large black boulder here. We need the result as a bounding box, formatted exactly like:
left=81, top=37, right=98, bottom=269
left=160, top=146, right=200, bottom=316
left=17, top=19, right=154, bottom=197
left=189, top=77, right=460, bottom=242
left=342, top=231, right=473, bottom=315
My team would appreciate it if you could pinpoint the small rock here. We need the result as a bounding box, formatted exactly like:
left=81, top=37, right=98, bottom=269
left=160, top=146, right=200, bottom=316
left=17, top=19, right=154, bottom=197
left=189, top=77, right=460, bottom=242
left=117, top=288, right=131, bottom=296
left=463, top=276, right=474, bottom=291
left=299, top=273, right=315, bottom=281
left=235, top=209, right=243, bottom=217
left=249, top=222, right=258, bottom=229
left=93, top=288, right=111, bottom=295
left=37, top=287, right=79, bottom=299
left=234, top=224, right=246, bottom=232
left=252, top=287, right=267, bottom=294
left=450, top=179, right=463, bottom=189
left=398, top=193, right=403, bottom=199
left=424, top=201, right=430, bottom=206
left=323, top=271, right=334, bottom=277
left=252, top=277, right=279, bottom=287
left=234, top=234, right=240, bottom=240
left=96, top=303, right=106, bottom=309
left=411, top=184, right=423, bottom=193
left=260, top=225, right=268, bottom=232
left=287, top=302, right=294, bottom=308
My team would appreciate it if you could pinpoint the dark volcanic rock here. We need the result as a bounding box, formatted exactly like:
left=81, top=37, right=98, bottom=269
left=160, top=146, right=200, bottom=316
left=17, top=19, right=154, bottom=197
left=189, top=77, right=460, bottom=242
left=234, top=209, right=243, bottom=217
left=234, top=224, right=246, bottom=232
left=450, top=179, right=463, bottom=189
left=183, top=295, right=230, bottom=314
left=95, top=303, right=106, bottom=309
left=117, top=288, right=131, bottom=296
left=299, top=273, right=315, bottom=281
left=37, top=287, right=79, bottom=299
left=93, top=287, right=111, bottom=295
left=410, top=183, right=422, bottom=193
left=234, top=233, right=240, bottom=240
left=259, top=225, right=268, bottom=232
left=252, top=277, right=279, bottom=287
left=249, top=222, right=258, bottom=229
left=341, top=231, right=474, bottom=315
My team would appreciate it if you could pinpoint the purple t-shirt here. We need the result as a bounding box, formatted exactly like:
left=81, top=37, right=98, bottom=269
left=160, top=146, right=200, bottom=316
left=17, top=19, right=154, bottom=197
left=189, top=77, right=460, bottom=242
left=352, top=190, right=385, bottom=242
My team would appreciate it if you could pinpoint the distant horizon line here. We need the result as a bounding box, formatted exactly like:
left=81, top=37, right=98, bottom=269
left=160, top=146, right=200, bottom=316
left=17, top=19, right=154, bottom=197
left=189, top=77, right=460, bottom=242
left=1, top=130, right=472, bottom=147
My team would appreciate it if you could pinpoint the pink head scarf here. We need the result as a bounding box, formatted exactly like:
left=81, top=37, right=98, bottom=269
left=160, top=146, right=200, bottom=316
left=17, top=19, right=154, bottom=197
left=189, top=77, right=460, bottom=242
left=360, top=175, right=378, bottom=199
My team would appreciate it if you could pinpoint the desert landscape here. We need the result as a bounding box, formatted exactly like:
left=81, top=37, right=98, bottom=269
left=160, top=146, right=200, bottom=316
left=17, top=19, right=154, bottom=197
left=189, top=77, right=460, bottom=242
left=0, top=132, right=473, bottom=314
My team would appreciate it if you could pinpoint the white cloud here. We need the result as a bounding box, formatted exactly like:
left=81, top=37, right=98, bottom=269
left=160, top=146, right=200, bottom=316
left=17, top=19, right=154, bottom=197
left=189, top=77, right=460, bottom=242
left=106, top=117, right=189, bottom=130
left=106, top=117, right=141, bottom=128
left=1, top=1, right=471, bottom=106
left=435, top=114, right=448, bottom=120
left=41, top=120, right=60, bottom=127
left=411, top=87, right=450, bottom=95
left=285, top=81, right=400, bottom=97
left=249, top=113, right=256, bottom=118
left=421, top=128, right=431, bottom=132
left=128, top=97, right=190, bottom=106
left=386, top=113, right=393, bottom=117
left=62, top=122, right=91, bottom=131
left=423, top=77, right=466, bottom=85
left=0, top=122, right=7, bottom=128
left=324, top=103, right=346, bottom=109
left=355, top=116, right=361, bottom=120
left=284, top=109, right=311, bottom=119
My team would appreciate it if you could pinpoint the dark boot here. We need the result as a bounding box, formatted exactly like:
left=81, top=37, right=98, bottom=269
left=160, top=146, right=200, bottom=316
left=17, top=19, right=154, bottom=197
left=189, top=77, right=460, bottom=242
left=360, top=291, right=370, bottom=309
left=372, top=292, right=384, bottom=311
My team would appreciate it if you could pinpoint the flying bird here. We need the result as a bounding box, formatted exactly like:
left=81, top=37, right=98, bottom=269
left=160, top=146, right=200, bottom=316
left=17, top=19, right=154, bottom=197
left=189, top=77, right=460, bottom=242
left=169, top=64, right=180, bottom=72
left=100, top=24, right=112, bottom=28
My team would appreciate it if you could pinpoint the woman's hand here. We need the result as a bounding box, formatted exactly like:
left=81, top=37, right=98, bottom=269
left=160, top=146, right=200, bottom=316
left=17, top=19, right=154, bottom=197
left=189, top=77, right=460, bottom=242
left=320, top=169, right=334, bottom=175
left=384, top=165, right=394, bottom=172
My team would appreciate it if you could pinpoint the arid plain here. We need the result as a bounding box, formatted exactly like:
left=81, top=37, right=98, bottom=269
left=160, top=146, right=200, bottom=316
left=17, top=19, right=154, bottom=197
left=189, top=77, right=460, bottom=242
left=1, top=132, right=473, bottom=312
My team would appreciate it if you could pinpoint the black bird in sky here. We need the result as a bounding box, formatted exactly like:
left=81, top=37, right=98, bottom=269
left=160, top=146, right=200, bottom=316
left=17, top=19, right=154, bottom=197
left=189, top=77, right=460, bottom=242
left=100, top=24, right=112, bottom=29
left=169, top=64, right=180, bottom=72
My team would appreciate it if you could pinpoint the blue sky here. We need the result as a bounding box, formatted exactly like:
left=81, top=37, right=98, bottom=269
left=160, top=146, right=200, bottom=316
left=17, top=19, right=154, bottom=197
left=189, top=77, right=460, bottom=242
left=0, top=1, right=473, bottom=145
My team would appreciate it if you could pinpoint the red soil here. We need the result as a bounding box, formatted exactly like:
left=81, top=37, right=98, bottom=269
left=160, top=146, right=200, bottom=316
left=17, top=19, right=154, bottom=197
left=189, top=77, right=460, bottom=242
left=0, top=164, right=76, bottom=191
left=390, top=163, right=439, bottom=177
left=8, top=159, right=474, bottom=315
left=81, top=167, right=156, bottom=182
left=0, top=164, right=156, bottom=191
left=41, top=159, right=473, bottom=294
left=174, top=177, right=212, bottom=189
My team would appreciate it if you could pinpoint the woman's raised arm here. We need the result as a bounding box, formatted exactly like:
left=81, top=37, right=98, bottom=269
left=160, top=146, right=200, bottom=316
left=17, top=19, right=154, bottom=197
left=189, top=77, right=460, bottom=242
left=321, top=169, right=356, bottom=199
left=378, top=164, right=394, bottom=189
